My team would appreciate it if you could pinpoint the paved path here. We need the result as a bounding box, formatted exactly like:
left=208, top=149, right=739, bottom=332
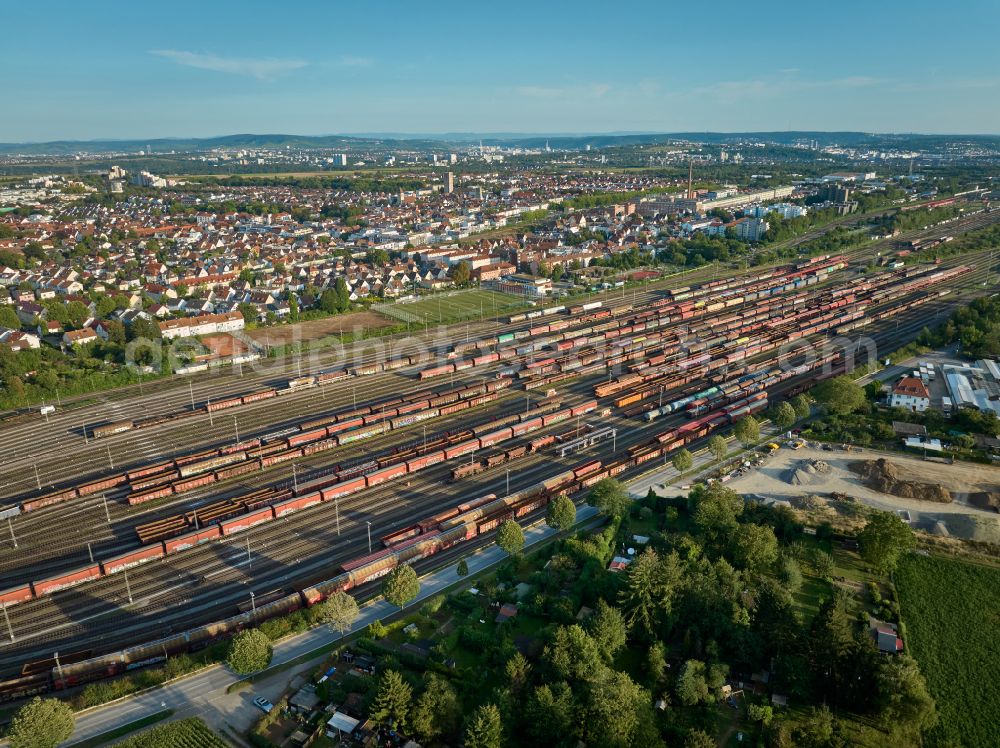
left=60, top=507, right=600, bottom=746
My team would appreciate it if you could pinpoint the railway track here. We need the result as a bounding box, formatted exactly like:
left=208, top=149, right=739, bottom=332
left=0, top=250, right=992, bottom=675
left=1, top=209, right=994, bottom=498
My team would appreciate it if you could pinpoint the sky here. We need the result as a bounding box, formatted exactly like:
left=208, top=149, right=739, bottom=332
left=3, top=0, right=999, bottom=142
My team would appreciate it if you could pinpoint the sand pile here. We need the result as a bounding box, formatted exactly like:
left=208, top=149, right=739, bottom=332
left=786, top=460, right=833, bottom=486
left=852, top=458, right=953, bottom=503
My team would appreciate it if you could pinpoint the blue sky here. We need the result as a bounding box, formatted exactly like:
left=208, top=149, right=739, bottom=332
left=3, top=0, right=999, bottom=142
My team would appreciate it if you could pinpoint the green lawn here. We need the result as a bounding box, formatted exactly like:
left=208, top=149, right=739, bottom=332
left=895, top=554, right=1000, bottom=748
left=376, top=290, right=531, bottom=325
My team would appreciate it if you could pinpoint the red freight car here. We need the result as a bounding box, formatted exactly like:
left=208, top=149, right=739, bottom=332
left=163, top=526, right=222, bottom=554
left=0, top=585, right=33, bottom=607
left=219, top=507, right=275, bottom=536
left=365, top=463, right=408, bottom=488
left=321, top=477, right=367, bottom=500
left=20, top=489, right=78, bottom=513
left=32, top=564, right=102, bottom=597
left=382, top=525, right=421, bottom=547
left=272, top=492, right=322, bottom=517
left=100, top=544, right=165, bottom=575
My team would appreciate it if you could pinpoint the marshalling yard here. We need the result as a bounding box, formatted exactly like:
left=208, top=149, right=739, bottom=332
left=0, top=208, right=996, bottom=701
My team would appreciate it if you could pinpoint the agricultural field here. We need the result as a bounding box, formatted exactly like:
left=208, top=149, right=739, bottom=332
left=376, top=289, right=531, bottom=325
left=111, top=717, right=227, bottom=748
left=895, top=553, right=1000, bottom=748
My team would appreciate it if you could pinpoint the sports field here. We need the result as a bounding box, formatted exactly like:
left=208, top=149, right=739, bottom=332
left=374, top=289, right=531, bottom=325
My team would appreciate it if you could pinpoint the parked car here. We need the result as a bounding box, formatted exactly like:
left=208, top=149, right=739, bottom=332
left=253, top=697, right=274, bottom=714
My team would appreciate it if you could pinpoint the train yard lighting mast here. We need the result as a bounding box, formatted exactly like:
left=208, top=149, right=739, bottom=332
left=250, top=591, right=256, bottom=615
left=102, top=493, right=111, bottom=524
left=366, top=521, right=372, bottom=554
left=6, top=518, right=16, bottom=549
left=246, top=536, right=252, bottom=571
left=233, top=417, right=240, bottom=445
left=123, top=564, right=133, bottom=605
left=2, top=603, right=13, bottom=641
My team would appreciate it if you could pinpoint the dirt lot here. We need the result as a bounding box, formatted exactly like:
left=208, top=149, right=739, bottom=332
left=728, top=445, right=1000, bottom=543
left=242, top=311, right=397, bottom=346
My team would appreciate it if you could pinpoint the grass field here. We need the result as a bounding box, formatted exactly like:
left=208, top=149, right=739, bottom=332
left=374, top=289, right=531, bottom=325
left=110, top=717, right=227, bottom=748
left=895, top=553, right=1000, bottom=748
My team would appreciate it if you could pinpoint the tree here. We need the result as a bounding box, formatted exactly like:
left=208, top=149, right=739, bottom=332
left=691, top=483, right=744, bottom=543
left=411, top=673, right=461, bottom=743
left=457, top=558, right=469, bottom=577
left=319, top=288, right=339, bottom=314
left=796, top=705, right=835, bottom=747
left=544, top=624, right=603, bottom=683
left=103, top=319, right=126, bottom=346
left=772, top=401, right=796, bottom=431
left=647, top=641, right=667, bottom=686
left=288, top=292, right=299, bottom=323
left=0, top=305, right=19, bottom=330
left=811, top=375, right=866, bottom=415
left=676, top=659, right=711, bottom=706
left=526, top=683, right=576, bottom=746
left=366, top=248, right=389, bottom=267
left=587, top=477, right=630, bottom=518
left=8, top=697, right=74, bottom=748
left=792, top=393, right=812, bottom=420
left=464, top=703, right=503, bottom=748
left=779, top=555, right=804, bottom=593
left=504, top=651, right=531, bottom=692
left=733, top=415, right=760, bottom=446
left=672, top=448, right=694, bottom=473
left=238, top=302, right=259, bottom=325
left=452, top=261, right=471, bottom=285
left=685, top=730, right=716, bottom=748
left=859, top=510, right=915, bottom=573
left=747, top=703, right=774, bottom=726
left=876, top=654, right=937, bottom=733
left=127, top=315, right=161, bottom=342
left=226, top=629, right=273, bottom=674
left=315, top=590, right=359, bottom=636
left=382, top=564, right=420, bottom=609
left=587, top=599, right=628, bottom=662
left=370, top=669, right=413, bottom=729
left=618, top=548, right=681, bottom=638
left=731, top=523, right=779, bottom=571
left=708, top=434, right=728, bottom=462
left=495, top=519, right=524, bottom=556
left=546, top=494, right=576, bottom=533
left=334, top=277, right=351, bottom=311
left=586, top=669, right=656, bottom=748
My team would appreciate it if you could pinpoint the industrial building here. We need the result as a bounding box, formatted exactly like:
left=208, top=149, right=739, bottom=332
left=941, top=360, right=1000, bottom=417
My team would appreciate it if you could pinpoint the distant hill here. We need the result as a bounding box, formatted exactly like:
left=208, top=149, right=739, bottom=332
left=1, top=131, right=996, bottom=156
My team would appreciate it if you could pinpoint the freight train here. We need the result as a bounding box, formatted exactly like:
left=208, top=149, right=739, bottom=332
left=0, top=387, right=745, bottom=700
left=0, top=399, right=599, bottom=613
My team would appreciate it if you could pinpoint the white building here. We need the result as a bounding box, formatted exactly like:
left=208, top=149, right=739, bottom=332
left=889, top=376, right=931, bottom=412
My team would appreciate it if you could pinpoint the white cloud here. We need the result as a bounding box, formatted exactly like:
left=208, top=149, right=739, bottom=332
left=516, top=83, right=610, bottom=99
left=337, top=55, right=373, bottom=68
left=150, top=50, right=307, bottom=81
left=691, top=74, right=882, bottom=101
